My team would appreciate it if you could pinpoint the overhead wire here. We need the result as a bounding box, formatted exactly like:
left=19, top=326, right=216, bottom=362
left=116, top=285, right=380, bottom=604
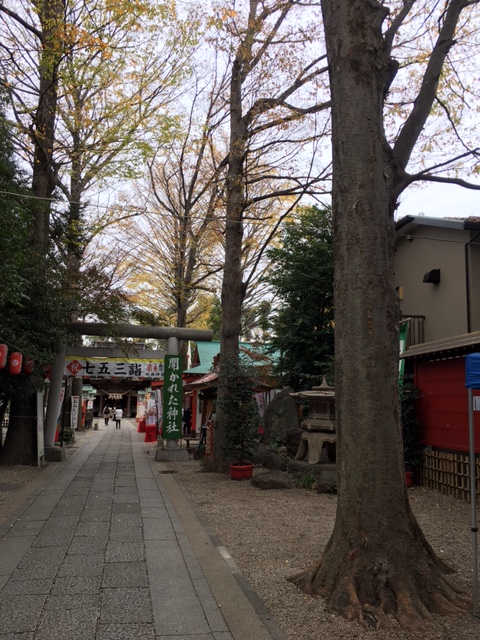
left=0, top=187, right=332, bottom=228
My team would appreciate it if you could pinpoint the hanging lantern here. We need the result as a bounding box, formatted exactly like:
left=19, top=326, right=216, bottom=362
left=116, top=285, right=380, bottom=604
left=0, top=344, right=8, bottom=369
left=9, top=352, right=23, bottom=375
left=23, top=355, right=34, bottom=375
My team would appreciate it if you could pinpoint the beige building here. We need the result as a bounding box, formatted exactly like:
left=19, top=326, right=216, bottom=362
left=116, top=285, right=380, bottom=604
left=394, top=215, right=480, bottom=345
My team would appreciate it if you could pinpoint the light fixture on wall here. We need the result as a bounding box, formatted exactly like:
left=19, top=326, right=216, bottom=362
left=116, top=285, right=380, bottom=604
left=423, top=269, right=441, bottom=284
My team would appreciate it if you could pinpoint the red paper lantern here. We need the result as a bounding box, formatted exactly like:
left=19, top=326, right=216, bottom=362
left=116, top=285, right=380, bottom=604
left=9, top=352, right=23, bottom=375
left=23, top=355, right=34, bottom=375
left=0, top=344, right=7, bottom=369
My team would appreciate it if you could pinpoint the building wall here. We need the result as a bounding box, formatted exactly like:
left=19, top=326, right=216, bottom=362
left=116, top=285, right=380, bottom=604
left=415, top=357, right=480, bottom=453
left=394, top=226, right=471, bottom=342
left=468, top=242, right=480, bottom=332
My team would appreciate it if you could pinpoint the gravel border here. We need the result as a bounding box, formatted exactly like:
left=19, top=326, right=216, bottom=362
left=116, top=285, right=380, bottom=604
left=166, top=458, right=480, bottom=640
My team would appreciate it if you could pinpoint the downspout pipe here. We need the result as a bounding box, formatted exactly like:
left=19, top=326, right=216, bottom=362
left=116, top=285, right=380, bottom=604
left=465, top=232, right=480, bottom=333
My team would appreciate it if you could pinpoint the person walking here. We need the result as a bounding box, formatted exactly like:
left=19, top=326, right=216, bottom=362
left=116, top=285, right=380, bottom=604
left=114, top=406, right=123, bottom=429
left=103, top=405, right=111, bottom=426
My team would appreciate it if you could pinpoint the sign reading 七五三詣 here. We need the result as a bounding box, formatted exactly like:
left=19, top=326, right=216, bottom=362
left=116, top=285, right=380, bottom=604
left=63, top=357, right=164, bottom=380
left=162, top=355, right=182, bottom=440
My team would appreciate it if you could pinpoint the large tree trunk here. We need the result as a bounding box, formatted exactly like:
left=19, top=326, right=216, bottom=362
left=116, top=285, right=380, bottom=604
left=2, top=0, right=65, bottom=466
left=208, top=59, right=247, bottom=472
left=288, top=0, right=470, bottom=630
left=31, top=0, right=64, bottom=250
left=1, top=394, right=37, bottom=465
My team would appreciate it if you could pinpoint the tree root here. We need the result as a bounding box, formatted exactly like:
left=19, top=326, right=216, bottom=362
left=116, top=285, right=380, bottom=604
left=287, top=536, right=471, bottom=631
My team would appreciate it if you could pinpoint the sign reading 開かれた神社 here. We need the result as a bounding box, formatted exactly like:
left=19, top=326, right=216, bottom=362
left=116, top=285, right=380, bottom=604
left=162, top=355, right=182, bottom=440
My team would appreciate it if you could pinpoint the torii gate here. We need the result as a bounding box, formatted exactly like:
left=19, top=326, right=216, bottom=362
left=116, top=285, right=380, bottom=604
left=43, top=323, right=212, bottom=460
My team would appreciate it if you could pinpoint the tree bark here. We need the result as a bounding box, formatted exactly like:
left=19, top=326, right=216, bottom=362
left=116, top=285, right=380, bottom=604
left=1, top=0, right=65, bottom=466
left=288, top=0, right=470, bottom=629
left=1, top=393, right=37, bottom=465
left=30, top=0, right=64, bottom=250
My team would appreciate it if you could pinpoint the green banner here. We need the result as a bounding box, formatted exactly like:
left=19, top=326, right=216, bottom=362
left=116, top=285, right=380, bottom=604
left=163, top=355, right=183, bottom=439
left=398, top=322, right=409, bottom=386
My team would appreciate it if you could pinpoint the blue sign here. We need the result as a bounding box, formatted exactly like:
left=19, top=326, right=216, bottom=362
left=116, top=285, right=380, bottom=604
left=465, top=353, right=480, bottom=389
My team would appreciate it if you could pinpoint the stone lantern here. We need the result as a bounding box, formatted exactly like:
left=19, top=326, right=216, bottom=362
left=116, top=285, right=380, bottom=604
left=299, top=377, right=335, bottom=431
left=290, top=377, right=336, bottom=464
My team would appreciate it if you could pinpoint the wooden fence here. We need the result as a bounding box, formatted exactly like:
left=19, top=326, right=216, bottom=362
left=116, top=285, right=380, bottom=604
left=420, top=448, right=480, bottom=503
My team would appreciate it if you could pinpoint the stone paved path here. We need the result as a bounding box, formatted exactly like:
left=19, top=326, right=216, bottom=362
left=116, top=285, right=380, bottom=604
left=0, top=422, right=277, bottom=640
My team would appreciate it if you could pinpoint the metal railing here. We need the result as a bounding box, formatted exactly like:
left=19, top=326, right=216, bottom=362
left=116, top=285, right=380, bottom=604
left=401, top=315, right=426, bottom=347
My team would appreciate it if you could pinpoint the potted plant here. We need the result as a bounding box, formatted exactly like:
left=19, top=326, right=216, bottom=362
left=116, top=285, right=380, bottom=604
left=219, top=354, right=261, bottom=480
left=400, top=376, right=422, bottom=487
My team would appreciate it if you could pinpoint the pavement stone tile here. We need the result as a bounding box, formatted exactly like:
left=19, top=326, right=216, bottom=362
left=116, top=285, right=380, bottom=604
left=85, top=497, right=114, bottom=509
left=18, top=545, right=68, bottom=569
left=34, top=620, right=97, bottom=640
left=102, top=561, right=148, bottom=588
left=68, top=536, right=108, bottom=555
left=51, top=503, right=85, bottom=517
left=2, top=520, right=44, bottom=536
left=79, top=508, right=111, bottom=522
left=113, top=494, right=139, bottom=504
left=108, top=526, right=143, bottom=543
left=42, top=593, right=98, bottom=613
left=57, top=553, right=104, bottom=577
left=0, top=634, right=34, bottom=640
left=140, top=506, right=171, bottom=520
left=0, top=578, right=52, bottom=596
left=96, top=623, right=156, bottom=640
left=112, top=502, right=140, bottom=515
left=110, top=514, right=142, bottom=528
left=156, top=633, right=216, bottom=640
left=0, top=594, right=46, bottom=633
left=100, top=588, right=153, bottom=624
left=66, top=479, right=92, bottom=488
left=0, top=536, right=35, bottom=574
left=9, top=564, right=59, bottom=581
left=115, top=478, right=137, bottom=487
left=51, top=575, right=101, bottom=595
left=105, top=541, right=145, bottom=563
left=40, top=515, right=80, bottom=530
left=33, top=528, right=75, bottom=548
left=73, top=521, right=110, bottom=537
left=142, top=518, right=175, bottom=542
left=62, top=487, right=90, bottom=498
left=114, top=486, right=139, bottom=496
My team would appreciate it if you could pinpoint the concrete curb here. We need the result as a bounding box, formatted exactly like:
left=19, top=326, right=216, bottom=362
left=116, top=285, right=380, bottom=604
left=147, top=451, right=287, bottom=640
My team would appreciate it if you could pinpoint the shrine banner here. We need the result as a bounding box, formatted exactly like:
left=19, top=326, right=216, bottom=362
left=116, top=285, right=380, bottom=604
left=64, top=357, right=164, bottom=380
left=163, top=355, right=182, bottom=439
left=71, top=396, right=80, bottom=430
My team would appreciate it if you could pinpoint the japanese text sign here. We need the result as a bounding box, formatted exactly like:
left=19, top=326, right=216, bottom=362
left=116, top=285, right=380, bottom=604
left=64, top=357, right=164, bottom=380
left=162, top=355, right=182, bottom=439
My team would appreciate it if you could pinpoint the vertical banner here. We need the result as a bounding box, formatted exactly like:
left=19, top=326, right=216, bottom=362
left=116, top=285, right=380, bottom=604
left=163, top=355, right=182, bottom=439
left=398, top=322, right=409, bottom=386
left=71, top=396, right=80, bottom=430
left=36, top=391, right=45, bottom=466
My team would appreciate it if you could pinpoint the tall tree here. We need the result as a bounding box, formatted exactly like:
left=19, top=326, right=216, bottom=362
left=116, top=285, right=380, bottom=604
left=212, top=0, right=331, bottom=470
left=289, top=0, right=480, bottom=630
left=1, top=0, right=198, bottom=277
left=266, top=204, right=334, bottom=390
left=0, top=98, right=68, bottom=463
left=117, top=74, right=227, bottom=337
left=0, top=0, right=196, bottom=439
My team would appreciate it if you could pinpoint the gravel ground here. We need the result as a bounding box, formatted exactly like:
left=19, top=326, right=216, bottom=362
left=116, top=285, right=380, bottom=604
left=0, top=464, right=41, bottom=508
left=166, top=458, right=480, bottom=640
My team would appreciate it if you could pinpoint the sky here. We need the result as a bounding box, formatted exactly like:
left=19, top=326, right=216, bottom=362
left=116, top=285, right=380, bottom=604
left=396, top=181, right=480, bottom=221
